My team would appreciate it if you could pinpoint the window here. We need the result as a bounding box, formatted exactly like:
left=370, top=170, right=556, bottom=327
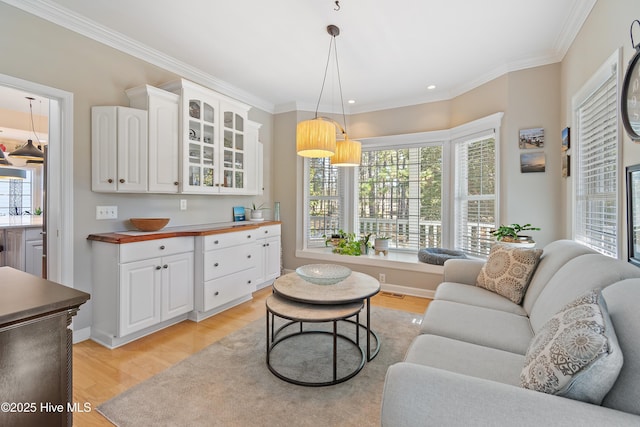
left=0, top=170, right=33, bottom=216
left=358, top=145, right=443, bottom=251
left=574, top=54, right=619, bottom=258
left=302, top=113, right=502, bottom=257
left=306, top=157, right=344, bottom=247
left=454, top=134, right=497, bottom=257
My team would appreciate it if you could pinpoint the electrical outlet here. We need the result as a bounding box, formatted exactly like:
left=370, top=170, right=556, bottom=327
left=96, top=205, right=118, bottom=220
left=180, top=199, right=187, bottom=211
left=379, top=273, right=386, bottom=283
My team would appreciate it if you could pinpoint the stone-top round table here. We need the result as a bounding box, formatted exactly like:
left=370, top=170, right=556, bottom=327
left=272, top=271, right=381, bottom=361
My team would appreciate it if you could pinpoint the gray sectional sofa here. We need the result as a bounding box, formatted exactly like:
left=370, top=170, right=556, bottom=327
left=381, top=240, right=640, bottom=426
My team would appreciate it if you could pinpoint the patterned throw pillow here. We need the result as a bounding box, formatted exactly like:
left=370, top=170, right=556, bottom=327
left=520, top=290, right=623, bottom=404
left=475, top=244, right=543, bottom=304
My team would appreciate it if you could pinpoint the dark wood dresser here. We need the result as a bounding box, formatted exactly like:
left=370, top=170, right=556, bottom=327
left=0, top=267, right=90, bottom=427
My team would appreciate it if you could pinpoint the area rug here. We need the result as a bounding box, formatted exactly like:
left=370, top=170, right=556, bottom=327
left=98, top=307, right=421, bottom=427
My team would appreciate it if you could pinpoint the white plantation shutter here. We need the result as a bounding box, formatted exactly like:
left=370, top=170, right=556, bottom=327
left=454, top=133, right=496, bottom=256
left=575, top=69, right=619, bottom=258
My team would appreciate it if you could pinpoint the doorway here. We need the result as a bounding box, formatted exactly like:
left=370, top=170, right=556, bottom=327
left=0, top=73, right=74, bottom=287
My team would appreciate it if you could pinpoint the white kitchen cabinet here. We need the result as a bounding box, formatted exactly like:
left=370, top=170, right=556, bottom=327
left=246, top=120, right=264, bottom=195
left=126, top=85, right=181, bottom=193
left=4, top=227, right=43, bottom=277
left=24, top=228, right=43, bottom=278
left=161, top=79, right=260, bottom=195
left=91, top=236, right=194, bottom=348
left=255, top=224, right=281, bottom=288
left=192, top=227, right=259, bottom=321
left=91, top=106, right=148, bottom=192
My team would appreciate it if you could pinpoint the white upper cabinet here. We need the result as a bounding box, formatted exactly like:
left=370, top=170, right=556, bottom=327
left=91, top=106, right=148, bottom=192
left=126, top=85, right=180, bottom=193
left=161, top=79, right=259, bottom=195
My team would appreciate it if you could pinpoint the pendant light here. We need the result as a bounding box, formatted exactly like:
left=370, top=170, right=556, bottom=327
left=0, top=149, right=11, bottom=166
left=9, top=97, right=44, bottom=161
left=296, top=24, right=361, bottom=166
left=0, top=167, right=27, bottom=180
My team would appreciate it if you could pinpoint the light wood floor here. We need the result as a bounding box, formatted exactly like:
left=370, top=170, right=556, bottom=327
left=72, top=287, right=431, bottom=426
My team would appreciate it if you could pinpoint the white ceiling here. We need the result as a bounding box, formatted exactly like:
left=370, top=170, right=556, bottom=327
left=5, top=0, right=596, bottom=114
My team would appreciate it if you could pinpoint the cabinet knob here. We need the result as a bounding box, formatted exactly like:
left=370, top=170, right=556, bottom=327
left=214, top=240, right=219, bottom=244
left=266, top=243, right=270, bottom=247
left=108, top=178, right=113, bottom=183
left=119, top=178, right=125, bottom=183
left=265, top=230, right=268, bottom=234
left=174, top=181, right=179, bottom=186
left=247, top=235, right=251, bottom=239
left=163, top=264, right=168, bottom=269
left=155, top=266, right=161, bottom=270
left=247, top=280, right=252, bottom=284
left=214, top=262, right=219, bottom=267
left=247, top=254, right=251, bottom=259
left=214, top=291, right=219, bottom=296
left=160, top=245, right=166, bottom=250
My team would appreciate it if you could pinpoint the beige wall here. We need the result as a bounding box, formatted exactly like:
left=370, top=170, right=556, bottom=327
left=0, top=3, right=274, bottom=330
left=274, top=64, right=562, bottom=294
left=560, top=0, right=640, bottom=257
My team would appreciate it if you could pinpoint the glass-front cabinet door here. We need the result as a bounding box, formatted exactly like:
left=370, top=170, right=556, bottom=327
left=220, top=108, right=246, bottom=192
left=185, top=98, right=218, bottom=192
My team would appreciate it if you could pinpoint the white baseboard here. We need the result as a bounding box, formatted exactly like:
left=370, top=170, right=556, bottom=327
left=73, top=326, right=91, bottom=344
left=381, top=283, right=435, bottom=299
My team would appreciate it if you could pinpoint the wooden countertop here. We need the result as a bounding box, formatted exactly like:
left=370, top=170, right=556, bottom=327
left=87, top=220, right=282, bottom=244
left=0, top=267, right=90, bottom=326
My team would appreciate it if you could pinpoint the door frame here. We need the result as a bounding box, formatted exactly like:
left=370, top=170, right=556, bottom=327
left=0, top=73, right=74, bottom=287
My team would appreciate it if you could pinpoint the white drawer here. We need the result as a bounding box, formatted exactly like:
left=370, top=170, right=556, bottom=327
left=203, top=268, right=256, bottom=311
left=204, top=229, right=257, bottom=251
left=25, top=228, right=43, bottom=241
left=204, top=244, right=258, bottom=280
left=257, top=224, right=281, bottom=238
left=120, top=237, right=194, bottom=263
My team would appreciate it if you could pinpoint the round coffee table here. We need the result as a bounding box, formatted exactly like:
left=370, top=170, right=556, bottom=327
left=265, top=293, right=365, bottom=386
left=272, top=270, right=381, bottom=361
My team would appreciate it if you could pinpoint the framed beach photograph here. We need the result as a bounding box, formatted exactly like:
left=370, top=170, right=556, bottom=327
left=562, top=153, right=570, bottom=178
left=519, top=127, right=545, bottom=149
left=562, top=127, right=570, bottom=151
left=520, top=152, right=546, bottom=173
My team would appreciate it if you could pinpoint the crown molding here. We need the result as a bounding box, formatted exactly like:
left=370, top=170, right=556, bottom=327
left=553, top=0, right=597, bottom=58
left=2, top=0, right=276, bottom=113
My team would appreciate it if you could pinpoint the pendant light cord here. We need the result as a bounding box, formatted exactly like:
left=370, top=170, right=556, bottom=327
left=27, top=97, right=43, bottom=145
left=313, top=31, right=348, bottom=136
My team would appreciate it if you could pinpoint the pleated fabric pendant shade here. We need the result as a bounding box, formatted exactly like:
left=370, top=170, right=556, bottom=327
left=296, top=118, right=336, bottom=158
left=331, top=137, right=361, bottom=166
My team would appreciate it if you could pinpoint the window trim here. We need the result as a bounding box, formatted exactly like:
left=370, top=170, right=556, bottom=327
left=571, top=49, right=622, bottom=258
left=298, top=112, right=503, bottom=262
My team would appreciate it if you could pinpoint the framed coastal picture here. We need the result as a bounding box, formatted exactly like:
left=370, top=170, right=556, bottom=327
left=562, top=153, right=570, bottom=178
left=520, top=152, right=546, bottom=173
left=562, top=127, right=570, bottom=151
left=519, top=127, right=544, bottom=149
left=233, top=206, right=245, bottom=221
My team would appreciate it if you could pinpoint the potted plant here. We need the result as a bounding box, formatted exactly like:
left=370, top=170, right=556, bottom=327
left=247, top=203, right=269, bottom=220
left=374, top=235, right=391, bottom=255
left=492, top=223, right=540, bottom=247
left=360, top=233, right=372, bottom=255
left=332, top=232, right=362, bottom=256
left=324, top=230, right=347, bottom=247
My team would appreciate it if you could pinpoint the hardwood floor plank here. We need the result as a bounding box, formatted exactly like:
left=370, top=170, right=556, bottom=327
left=72, top=286, right=430, bottom=426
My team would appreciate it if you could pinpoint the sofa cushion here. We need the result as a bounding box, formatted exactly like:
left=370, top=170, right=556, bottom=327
left=529, top=254, right=640, bottom=333
left=476, top=244, right=543, bottom=304
left=435, top=282, right=528, bottom=315
left=601, top=279, right=640, bottom=415
left=405, top=334, right=525, bottom=386
left=521, top=290, right=622, bottom=404
left=522, top=240, right=596, bottom=314
left=420, top=300, right=533, bottom=354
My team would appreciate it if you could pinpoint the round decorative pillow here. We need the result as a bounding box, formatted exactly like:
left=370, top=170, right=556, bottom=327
left=418, top=248, right=467, bottom=265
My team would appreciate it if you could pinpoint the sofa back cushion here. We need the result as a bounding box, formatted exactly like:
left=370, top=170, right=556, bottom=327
left=601, top=279, right=640, bottom=415
left=529, top=254, right=640, bottom=333
left=521, top=290, right=622, bottom=404
left=522, top=240, right=596, bottom=314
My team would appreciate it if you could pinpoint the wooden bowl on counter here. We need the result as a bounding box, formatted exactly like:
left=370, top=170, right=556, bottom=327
left=129, top=218, right=170, bottom=232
